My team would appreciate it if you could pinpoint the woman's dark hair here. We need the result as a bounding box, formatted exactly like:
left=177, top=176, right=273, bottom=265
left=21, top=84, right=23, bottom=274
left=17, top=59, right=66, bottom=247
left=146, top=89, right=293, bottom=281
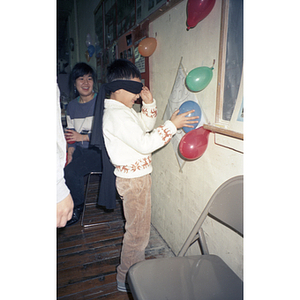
left=69, top=62, right=97, bottom=98
left=107, top=59, right=141, bottom=83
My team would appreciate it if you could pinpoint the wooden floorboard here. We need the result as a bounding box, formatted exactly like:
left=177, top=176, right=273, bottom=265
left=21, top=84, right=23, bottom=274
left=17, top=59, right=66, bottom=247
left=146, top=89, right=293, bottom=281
left=57, top=180, right=174, bottom=299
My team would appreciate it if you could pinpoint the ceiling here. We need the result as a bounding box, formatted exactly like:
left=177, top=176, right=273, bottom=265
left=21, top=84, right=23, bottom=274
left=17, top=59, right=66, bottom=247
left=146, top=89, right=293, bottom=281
left=57, top=0, right=74, bottom=62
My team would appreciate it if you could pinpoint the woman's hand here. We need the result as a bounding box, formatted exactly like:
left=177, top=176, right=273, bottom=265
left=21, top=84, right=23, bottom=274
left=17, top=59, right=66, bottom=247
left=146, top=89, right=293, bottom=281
left=67, top=152, right=73, bottom=165
left=65, top=129, right=82, bottom=143
left=170, top=109, right=199, bottom=129
left=67, top=146, right=75, bottom=165
left=57, top=193, right=74, bottom=228
left=140, top=86, right=153, bottom=104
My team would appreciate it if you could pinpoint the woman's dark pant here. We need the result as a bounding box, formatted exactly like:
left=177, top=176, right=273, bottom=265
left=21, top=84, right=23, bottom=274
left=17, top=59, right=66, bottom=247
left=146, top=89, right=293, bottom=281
left=64, top=147, right=102, bottom=208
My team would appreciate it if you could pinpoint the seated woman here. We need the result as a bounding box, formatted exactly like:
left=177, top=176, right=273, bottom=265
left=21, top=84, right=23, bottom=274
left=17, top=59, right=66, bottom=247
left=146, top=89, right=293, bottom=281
left=64, top=63, right=109, bottom=226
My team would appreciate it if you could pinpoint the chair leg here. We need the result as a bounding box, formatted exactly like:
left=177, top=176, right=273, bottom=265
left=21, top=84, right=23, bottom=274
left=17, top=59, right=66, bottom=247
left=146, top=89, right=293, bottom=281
left=80, top=173, right=92, bottom=227
left=80, top=172, right=102, bottom=228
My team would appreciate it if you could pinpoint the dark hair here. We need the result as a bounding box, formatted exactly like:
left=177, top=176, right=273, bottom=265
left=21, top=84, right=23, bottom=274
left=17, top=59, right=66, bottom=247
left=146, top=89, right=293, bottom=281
left=107, top=59, right=141, bottom=83
left=69, top=62, right=97, bottom=98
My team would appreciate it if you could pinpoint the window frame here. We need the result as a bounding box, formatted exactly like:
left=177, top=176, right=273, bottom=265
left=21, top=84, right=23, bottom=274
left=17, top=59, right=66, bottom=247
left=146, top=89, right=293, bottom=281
left=204, top=0, right=243, bottom=141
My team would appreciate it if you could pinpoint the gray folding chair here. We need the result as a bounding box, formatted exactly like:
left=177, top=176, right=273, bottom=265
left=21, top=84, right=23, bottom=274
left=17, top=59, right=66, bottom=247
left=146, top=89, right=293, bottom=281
left=128, top=175, right=243, bottom=300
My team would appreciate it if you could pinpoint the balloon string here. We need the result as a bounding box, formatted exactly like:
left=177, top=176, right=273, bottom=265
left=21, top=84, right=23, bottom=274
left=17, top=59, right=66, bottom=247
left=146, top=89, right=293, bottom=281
left=211, top=59, right=215, bottom=69
left=179, top=161, right=186, bottom=173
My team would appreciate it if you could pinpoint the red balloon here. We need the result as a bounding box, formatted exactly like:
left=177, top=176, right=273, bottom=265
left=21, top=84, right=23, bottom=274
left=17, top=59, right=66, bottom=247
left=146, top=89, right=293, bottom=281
left=179, top=126, right=210, bottom=160
left=186, top=0, right=216, bottom=30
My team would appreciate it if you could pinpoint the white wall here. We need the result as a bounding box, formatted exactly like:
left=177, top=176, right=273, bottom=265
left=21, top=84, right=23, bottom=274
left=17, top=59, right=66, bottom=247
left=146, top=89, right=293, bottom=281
left=149, top=0, right=243, bottom=279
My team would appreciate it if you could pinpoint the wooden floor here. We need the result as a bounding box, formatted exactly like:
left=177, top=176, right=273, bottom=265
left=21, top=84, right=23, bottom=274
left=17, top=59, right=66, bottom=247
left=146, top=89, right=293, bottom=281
left=57, top=178, right=174, bottom=299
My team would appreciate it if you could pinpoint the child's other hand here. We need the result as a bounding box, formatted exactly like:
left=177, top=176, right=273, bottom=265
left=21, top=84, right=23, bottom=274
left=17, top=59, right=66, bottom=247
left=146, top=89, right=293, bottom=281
left=170, top=109, right=199, bottom=129
left=140, top=86, right=153, bottom=104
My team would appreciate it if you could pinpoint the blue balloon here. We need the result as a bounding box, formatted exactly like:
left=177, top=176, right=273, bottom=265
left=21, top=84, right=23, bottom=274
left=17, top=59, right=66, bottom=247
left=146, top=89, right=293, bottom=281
left=178, top=101, right=202, bottom=133
left=88, top=45, right=95, bottom=57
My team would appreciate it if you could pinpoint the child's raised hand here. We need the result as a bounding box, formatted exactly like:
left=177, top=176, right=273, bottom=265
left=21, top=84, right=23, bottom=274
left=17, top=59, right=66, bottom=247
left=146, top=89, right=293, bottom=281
left=170, top=109, right=199, bottom=130
left=140, top=86, right=153, bottom=104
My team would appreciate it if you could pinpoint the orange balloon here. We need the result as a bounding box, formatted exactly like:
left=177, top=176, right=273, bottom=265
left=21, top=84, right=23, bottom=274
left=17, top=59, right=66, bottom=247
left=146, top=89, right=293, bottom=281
left=138, top=37, right=157, bottom=57
left=85, top=50, right=91, bottom=62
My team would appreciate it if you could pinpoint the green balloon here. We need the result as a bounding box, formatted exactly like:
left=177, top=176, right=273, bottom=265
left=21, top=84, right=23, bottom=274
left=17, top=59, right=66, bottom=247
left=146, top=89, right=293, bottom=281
left=186, top=66, right=213, bottom=92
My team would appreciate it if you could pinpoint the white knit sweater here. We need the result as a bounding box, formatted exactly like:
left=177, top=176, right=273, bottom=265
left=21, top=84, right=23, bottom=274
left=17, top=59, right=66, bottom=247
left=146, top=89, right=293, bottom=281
left=103, top=99, right=177, bottom=178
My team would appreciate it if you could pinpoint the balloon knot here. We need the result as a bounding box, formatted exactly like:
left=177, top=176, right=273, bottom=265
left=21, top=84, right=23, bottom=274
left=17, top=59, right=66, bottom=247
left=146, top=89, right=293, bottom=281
left=187, top=26, right=190, bottom=31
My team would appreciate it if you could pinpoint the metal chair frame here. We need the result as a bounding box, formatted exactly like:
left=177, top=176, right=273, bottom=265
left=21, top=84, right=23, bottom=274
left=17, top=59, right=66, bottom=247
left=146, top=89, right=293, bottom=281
left=80, top=171, right=102, bottom=228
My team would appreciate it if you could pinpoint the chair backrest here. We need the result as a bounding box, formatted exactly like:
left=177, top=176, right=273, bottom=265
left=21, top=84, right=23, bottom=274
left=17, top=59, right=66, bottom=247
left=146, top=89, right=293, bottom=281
left=178, top=175, right=243, bottom=257
left=208, top=175, right=243, bottom=236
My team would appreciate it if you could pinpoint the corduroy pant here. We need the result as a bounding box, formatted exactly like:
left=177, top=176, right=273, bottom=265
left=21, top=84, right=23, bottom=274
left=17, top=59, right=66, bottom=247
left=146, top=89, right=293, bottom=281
left=116, top=174, right=152, bottom=283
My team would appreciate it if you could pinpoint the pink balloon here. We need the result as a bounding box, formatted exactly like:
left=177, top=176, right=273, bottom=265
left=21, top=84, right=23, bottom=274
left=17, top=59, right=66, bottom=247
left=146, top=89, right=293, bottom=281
left=186, top=0, right=216, bottom=30
left=179, top=126, right=210, bottom=160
